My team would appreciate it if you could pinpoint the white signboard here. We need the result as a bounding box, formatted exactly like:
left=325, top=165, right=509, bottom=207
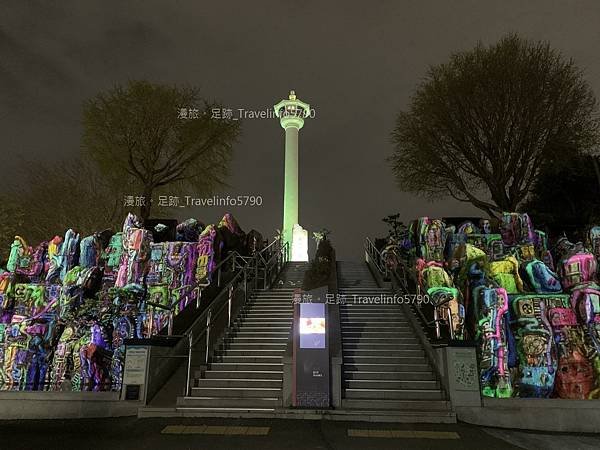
left=451, top=348, right=478, bottom=391
left=123, top=347, right=149, bottom=385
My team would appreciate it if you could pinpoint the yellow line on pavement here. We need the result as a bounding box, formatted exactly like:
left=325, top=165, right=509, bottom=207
left=348, top=429, right=460, bottom=439
left=161, top=425, right=270, bottom=436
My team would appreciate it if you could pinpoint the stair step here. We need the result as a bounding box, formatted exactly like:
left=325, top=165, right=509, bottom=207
left=341, top=399, right=451, bottom=411
left=195, top=378, right=282, bottom=388
left=344, top=371, right=436, bottom=381
left=225, top=337, right=289, bottom=343
left=220, top=350, right=286, bottom=356
left=209, top=362, right=284, bottom=371
left=342, top=332, right=414, bottom=337
left=340, top=307, right=405, bottom=312
left=341, top=326, right=413, bottom=332
left=251, top=294, right=294, bottom=298
left=340, top=318, right=409, bottom=323
left=341, top=320, right=409, bottom=324
left=234, top=325, right=291, bottom=330
left=239, top=317, right=293, bottom=322
left=338, top=290, right=391, bottom=293
left=343, top=363, right=431, bottom=372
left=175, top=406, right=276, bottom=413
left=344, top=388, right=445, bottom=401
left=254, top=288, right=296, bottom=292
left=338, top=286, right=380, bottom=288
left=343, top=349, right=424, bottom=357
left=340, top=311, right=407, bottom=316
left=232, top=331, right=290, bottom=337
left=178, top=396, right=281, bottom=408
left=226, top=343, right=287, bottom=349
left=247, top=305, right=294, bottom=308
left=191, top=387, right=282, bottom=398
left=344, top=356, right=427, bottom=365
left=343, top=343, right=422, bottom=350
left=215, top=356, right=284, bottom=363
left=250, top=298, right=294, bottom=301
left=250, top=300, right=294, bottom=303
left=345, top=379, right=439, bottom=390
left=244, top=312, right=293, bottom=316
left=342, top=338, right=419, bottom=344
left=204, top=370, right=283, bottom=380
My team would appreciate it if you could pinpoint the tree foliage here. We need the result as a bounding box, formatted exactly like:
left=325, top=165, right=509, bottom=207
left=303, top=238, right=335, bottom=291
left=0, top=157, right=129, bottom=263
left=524, top=152, right=600, bottom=240
left=390, top=34, right=599, bottom=217
left=82, top=80, right=241, bottom=221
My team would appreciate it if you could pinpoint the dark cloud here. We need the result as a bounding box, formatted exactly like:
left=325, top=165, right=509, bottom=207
left=1, top=0, right=599, bottom=258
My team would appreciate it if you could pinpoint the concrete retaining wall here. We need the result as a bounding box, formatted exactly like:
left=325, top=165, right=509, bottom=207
left=0, top=391, right=140, bottom=420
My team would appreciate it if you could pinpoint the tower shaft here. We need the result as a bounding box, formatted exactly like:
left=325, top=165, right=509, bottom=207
left=274, top=91, right=311, bottom=256
left=283, top=126, right=299, bottom=247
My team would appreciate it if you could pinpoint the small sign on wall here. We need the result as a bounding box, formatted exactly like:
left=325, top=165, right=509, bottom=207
left=123, top=347, right=149, bottom=386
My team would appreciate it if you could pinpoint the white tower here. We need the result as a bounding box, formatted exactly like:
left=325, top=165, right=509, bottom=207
left=274, top=90, right=311, bottom=261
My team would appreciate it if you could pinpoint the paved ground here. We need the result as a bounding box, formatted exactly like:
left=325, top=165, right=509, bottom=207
left=482, top=427, right=600, bottom=450
left=1, top=416, right=599, bottom=450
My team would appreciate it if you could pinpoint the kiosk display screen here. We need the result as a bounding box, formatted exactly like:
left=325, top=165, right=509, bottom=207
left=299, top=303, right=326, bottom=349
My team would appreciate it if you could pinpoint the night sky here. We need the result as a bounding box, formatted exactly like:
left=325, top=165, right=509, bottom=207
left=1, top=1, right=600, bottom=259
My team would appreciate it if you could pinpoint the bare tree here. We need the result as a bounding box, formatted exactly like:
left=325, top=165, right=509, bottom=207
left=82, top=80, right=241, bottom=221
left=390, top=34, right=599, bottom=217
left=0, top=157, right=130, bottom=261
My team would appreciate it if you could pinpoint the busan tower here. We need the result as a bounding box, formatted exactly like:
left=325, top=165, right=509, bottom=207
left=274, top=90, right=311, bottom=261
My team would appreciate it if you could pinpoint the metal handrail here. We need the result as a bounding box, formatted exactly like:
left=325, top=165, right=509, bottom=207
left=365, top=237, right=388, bottom=278
left=365, top=237, right=383, bottom=269
left=181, top=260, right=251, bottom=395
left=258, top=236, right=281, bottom=257
left=364, top=236, right=447, bottom=387
left=144, top=250, right=241, bottom=337
left=365, top=237, right=440, bottom=332
left=182, top=237, right=289, bottom=396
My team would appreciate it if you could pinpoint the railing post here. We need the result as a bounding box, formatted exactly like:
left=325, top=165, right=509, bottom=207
left=447, top=308, right=454, bottom=340
left=227, top=285, right=233, bottom=328
left=255, top=259, right=259, bottom=286
left=434, top=307, right=441, bottom=339
left=205, top=309, right=212, bottom=365
left=244, top=269, right=248, bottom=305
left=185, top=331, right=193, bottom=396
left=264, top=261, right=268, bottom=289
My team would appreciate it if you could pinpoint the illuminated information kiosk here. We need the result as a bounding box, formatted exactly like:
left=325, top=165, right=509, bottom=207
left=293, top=286, right=330, bottom=408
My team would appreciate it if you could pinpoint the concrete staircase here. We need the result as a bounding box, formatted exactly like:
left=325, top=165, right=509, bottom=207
left=176, top=262, right=307, bottom=413
left=337, top=261, right=455, bottom=422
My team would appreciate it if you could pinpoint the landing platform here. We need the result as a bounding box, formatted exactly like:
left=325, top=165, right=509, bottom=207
left=138, top=406, right=457, bottom=423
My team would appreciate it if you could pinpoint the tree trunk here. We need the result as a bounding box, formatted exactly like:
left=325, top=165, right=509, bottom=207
left=140, top=185, right=153, bottom=224
left=591, top=155, right=600, bottom=195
